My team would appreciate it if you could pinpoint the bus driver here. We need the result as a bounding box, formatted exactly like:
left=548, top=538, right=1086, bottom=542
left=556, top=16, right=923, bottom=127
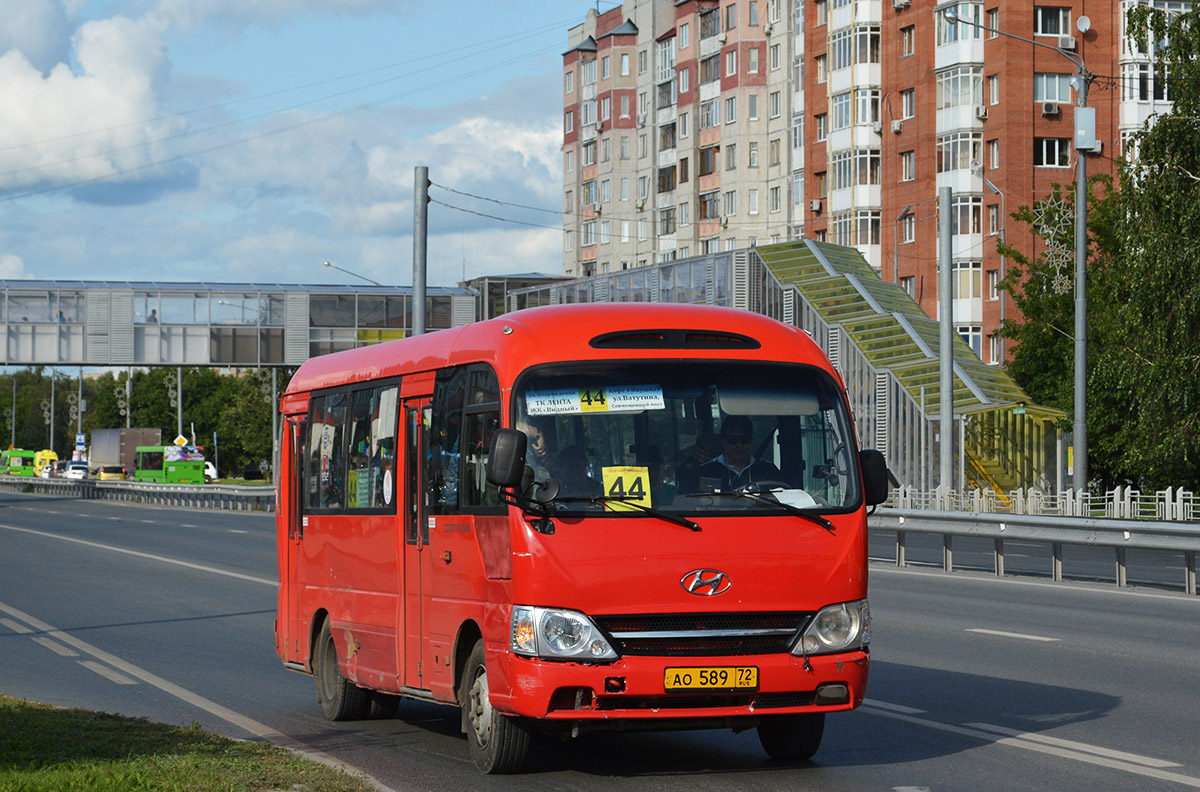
left=696, top=415, right=781, bottom=492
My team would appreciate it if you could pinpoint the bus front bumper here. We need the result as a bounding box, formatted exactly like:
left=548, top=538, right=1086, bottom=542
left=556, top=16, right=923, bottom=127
left=490, top=647, right=869, bottom=724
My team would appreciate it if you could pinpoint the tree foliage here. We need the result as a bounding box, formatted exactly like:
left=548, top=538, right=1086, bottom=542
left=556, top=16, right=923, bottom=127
left=1002, top=7, right=1200, bottom=490
left=0, top=367, right=292, bottom=479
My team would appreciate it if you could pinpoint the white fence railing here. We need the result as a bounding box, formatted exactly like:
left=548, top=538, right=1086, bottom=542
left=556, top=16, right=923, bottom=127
left=870, top=507, right=1200, bottom=595
left=0, top=476, right=274, bottom=512
left=888, top=485, right=1197, bottom=522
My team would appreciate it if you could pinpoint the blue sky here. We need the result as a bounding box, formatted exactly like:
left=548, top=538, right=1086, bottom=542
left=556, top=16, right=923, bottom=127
left=0, top=0, right=620, bottom=287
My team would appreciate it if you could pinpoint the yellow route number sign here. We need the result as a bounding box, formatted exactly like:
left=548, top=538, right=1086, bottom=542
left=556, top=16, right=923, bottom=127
left=601, top=466, right=652, bottom=511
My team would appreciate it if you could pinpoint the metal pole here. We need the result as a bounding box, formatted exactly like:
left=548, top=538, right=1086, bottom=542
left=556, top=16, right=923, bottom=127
left=126, top=367, right=131, bottom=429
left=272, top=368, right=279, bottom=481
left=1073, top=77, right=1089, bottom=494
left=939, top=187, right=954, bottom=492
left=413, top=165, right=429, bottom=336
left=11, top=378, right=15, bottom=448
left=77, top=367, right=83, bottom=433
left=50, top=373, right=55, bottom=450
left=176, top=366, right=183, bottom=440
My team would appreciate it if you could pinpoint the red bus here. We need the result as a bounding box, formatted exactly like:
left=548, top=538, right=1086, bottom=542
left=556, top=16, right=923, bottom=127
left=275, top=303, right=888, bottom=773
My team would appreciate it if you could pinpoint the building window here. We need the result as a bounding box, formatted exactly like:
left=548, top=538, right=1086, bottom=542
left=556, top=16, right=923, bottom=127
left=815, top=114, right=827, bottom=141
left=726, top=143, right=737, bottom=170
left=564, top=110, right=574, bottom=134
left=855, top=26, right=881, bottom=64
left=988, top=268, right=1000, bottom=299
left=769, top=91, right=782, bottom=118
left=701, top=8, right=720, bottom=38
left=815, top=0, right=827, bottom=25
left=988, top=138, right=999, bottom=169
left=701, top=54, right=721, bottom=84
left=726, top=96, right=737, bottom=123
left=901, top=25, right=915, bottom=56
left=749, top=93, right=759, bottom=120
left=958, top=325, right=983, bottom=357
left=699, top=145, right=720, bottom=175
left=831, top=211, right=852, bottom=246
left=748, top=188, right=759, bottom=214
left=700, top=99, right=720, bottom=128
left=769, top=186, right=782, bottom=212
left=901, top=89, right=915, bottom=119
left=814, top=171, right=827, bottom=197
left=723, top=190, right=737, bottom=216
left=565, top=150, right=574, bottom=173
left=989, top=74, right=999, bottom=104
left=679, top=112, right=689, bottom=137
left=856, top=148, right=881, bottom=185
left=599, top=220, right=610, bottom=244
left=1034, top=6, right=1071, bottom=36
left=582, top=141, right=596, bottom=166
left=936, top=65, right=983, bottom=109
left=770, top=43, right=781, bottom=70
left=951, top=197, right=983, bottom=236
left=726, top=2, right=738, bottom=30
left=1123, top=62, right=1173, bottom=102
left=658, top=166, right=676, bottom=193
left=582, top=180, right=596, bottom=206
left=680, top=23, right=690, bottom=49
left=988, top=334, right=1000, bottom=365
left=937, top=131, right=983, bottom=173
left=660, top=122, right=677, bottom=150
left=601, top=179, right=610, bottom=202
left=700, top=190, right=720, bottom=220
left=748, top=141, right=759, bottom=167
left=659, top=207, right=676, bottom=235
left=830, top=29, right=852, bottom=71
left=601, top=55, right=610, bottom=79
left=769, top=138, right=781, bottom=166
left=832, top=150, right=853, bottom=191
left=856, top=211, right=881, bottom=245
left=750, top=46, right=761, bottom=73
left=679, top=67, right=690, bottom=94
left=679, top=157, right=689, bottom=182
left=900, top=150, right=915, bottom=182
left=937, top=3, right=983, bottom=45
left=901, top=275, right=915, bottom=297
left=1034, top=72, right=1073, bottom=102
left=1034, top=138, right=1072, bottom=167
left=582, top=221, right=597, bottom=246
left=901, top=213, right=916, bottom=243
left=679, top=201, right=690, bottom=226
left=814, top=54, right=827, bottom=84
left=565, top=71, right=574, bottom=94
left=832, top=92, right=852, bottom=130
left=986, top=8, right=999, bottom=36
left=621, top=52, right=630, bottom=75
left=856, top=88, right=880, bottom=124
left=955, top=260, right=983, bottom=299
left=726, top=49, right=738, bottom=77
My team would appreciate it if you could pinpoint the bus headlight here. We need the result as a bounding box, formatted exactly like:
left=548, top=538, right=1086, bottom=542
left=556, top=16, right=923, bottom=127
left=794, top=599, right=870, bottom=655
left=511, top=606, right=618, bottom=661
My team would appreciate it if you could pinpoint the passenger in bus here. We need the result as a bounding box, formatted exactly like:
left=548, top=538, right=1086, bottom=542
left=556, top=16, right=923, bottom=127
left=674, top=432, right=722, bottom=493
left=696, top=415, right=781, bottom=492
left=551, top=445, right=602, bottom=498
left=515, top=419, right=551, bottom=477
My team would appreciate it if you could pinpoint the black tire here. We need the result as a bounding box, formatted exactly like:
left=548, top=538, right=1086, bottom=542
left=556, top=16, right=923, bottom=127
left=314, top=619, right=368, bottom=721
left=757, top=713, right=825, bottom=761
left=366, top=691, right=401, bottom=719
left=460, top=640, right=532, bottom=773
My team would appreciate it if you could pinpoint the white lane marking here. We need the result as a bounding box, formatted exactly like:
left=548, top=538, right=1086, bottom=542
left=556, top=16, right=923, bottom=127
left=861, top=704, right=1200, bottom=788
left=79, top=660, right=136, bottom=684
left=966, top=628, right=1059, bottom=642
left=0, top=600, right=396, bottom=792
left=967, top=723, right=1182, bottom=769
left=2, top=617, right=32, bottom=633
left=229, top=529, right=247, bottom=534
left=33, top=636, right=79, bottom=657
left=863, top=698, right=926, bottom=714
left=0, top=523, right=274, bottom=587
left=141, top=520, right=156, bottom=524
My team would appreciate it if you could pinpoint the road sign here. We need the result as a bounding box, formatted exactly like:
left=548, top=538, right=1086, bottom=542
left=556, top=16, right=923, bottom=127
left=174, top=435, right=189, bottom=446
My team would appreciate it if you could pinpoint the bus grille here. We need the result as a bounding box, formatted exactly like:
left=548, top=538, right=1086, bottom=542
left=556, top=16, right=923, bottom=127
left=594, top=612, right=810, bottom=657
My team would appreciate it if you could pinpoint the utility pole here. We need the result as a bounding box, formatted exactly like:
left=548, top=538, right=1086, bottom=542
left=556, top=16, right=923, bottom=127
left=413, top=166, right=429, bottom=336
left=939, top=187, right=954, bottom=492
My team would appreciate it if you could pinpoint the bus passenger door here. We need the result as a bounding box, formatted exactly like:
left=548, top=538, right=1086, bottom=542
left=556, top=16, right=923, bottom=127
left=279, top=415, right=305, bottom=663
left=402, top=397, right=433, bottom=690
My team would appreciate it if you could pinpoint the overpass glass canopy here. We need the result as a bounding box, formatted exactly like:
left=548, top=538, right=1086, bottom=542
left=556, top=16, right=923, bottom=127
left=0, top=281, right=475, bottom=367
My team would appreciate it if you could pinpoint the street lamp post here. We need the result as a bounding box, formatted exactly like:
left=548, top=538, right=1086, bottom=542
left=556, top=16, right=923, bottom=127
left=945, top=7, right=1093, bottom=494
left=323, top=260, right=384, bottom=287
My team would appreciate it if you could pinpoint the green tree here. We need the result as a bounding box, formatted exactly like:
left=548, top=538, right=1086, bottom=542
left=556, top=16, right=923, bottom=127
left=1001, top=7, right=1200, bottom=490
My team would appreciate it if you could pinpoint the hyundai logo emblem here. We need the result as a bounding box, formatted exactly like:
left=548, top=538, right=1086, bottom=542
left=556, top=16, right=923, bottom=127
left=681, top=569, right=732, bottom=596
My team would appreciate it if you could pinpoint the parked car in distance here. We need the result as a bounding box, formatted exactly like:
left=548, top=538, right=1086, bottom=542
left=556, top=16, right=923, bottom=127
left=37, top=464, right=52, bottom=478
left=63, top=462, right=89, bottom=480
left=204, top=461, right=217, bottom=483
left=96, top=465, right=128, bottom=481
left=51, top=460, right=70, bottom=478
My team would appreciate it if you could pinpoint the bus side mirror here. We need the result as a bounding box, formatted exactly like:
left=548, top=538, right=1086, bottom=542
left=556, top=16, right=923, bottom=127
left=859, top=449, right=889, bottom=507
left=487, top=428, right=527, bottom=487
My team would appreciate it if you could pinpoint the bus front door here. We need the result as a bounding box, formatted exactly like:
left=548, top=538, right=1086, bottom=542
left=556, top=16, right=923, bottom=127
left=279, top=415, right=305, bottom=663
left=402, top=398, right=433, bottom=691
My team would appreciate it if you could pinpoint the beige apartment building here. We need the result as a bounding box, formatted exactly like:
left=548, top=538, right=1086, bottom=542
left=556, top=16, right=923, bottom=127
left=563, top=0, right=1185, bottom=364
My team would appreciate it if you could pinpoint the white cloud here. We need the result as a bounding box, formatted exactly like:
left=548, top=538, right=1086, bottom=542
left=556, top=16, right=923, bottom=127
left=0, top=0, right=75, bottom=74
left=0, top=254, right=29, bottom=278
left=0, top=13, right=180, bottom=191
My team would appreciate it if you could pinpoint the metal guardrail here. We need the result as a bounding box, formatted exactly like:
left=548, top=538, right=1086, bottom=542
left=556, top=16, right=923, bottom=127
left=0, top=475, right=275, bottom=512
left=870, top=508, right=1200, bottom=596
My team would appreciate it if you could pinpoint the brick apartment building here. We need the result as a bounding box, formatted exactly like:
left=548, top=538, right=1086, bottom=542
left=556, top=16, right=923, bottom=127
left=563, top=0, right=1184, bottom=364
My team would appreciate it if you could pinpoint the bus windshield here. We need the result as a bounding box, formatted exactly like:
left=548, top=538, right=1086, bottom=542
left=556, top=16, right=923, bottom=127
left=512, top=360, right=862, bottom=516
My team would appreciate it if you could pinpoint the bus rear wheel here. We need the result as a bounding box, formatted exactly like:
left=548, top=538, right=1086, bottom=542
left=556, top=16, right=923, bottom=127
left=460, top=640, right=531, bottom=773
left=757, top=712, right=825, bottom=761
left=315, top=619, right=368, bottom=721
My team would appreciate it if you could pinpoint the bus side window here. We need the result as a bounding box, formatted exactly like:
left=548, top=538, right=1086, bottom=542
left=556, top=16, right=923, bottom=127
left=460, top=410, right=501, bottom=509
left=306, top=391, right=348, bottom=510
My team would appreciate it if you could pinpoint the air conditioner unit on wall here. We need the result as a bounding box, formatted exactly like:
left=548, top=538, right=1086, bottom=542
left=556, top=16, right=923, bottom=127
left=810, top=199, right=822, bottom=212
left=975, top=105, right=988, bottom=120
left=1042, top=101, right=1060, bottom=117
left=892, top=0, right=911, bottom=7
left=872, top=121, right=883, bottom=133
left=892, top=120, right=903, bottom=133
left=1058, top=35, right=1077, bottom=51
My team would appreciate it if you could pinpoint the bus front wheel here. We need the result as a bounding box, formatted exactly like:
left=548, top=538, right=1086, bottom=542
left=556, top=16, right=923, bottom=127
left=757, top=712, right=825, bottom=761
left=460, top=640, right=531, bottom=773
left=315, top=619, right=368, bottom=721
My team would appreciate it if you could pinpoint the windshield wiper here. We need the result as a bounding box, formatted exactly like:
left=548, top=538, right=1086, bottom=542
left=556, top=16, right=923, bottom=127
left=554, top=495, right=702, bottom=532
left=707, top=486, right=835, bottom=532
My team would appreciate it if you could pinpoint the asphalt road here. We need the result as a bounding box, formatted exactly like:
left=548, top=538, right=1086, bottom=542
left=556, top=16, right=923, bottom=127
left=2, top=490, right=1199, bottom=791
